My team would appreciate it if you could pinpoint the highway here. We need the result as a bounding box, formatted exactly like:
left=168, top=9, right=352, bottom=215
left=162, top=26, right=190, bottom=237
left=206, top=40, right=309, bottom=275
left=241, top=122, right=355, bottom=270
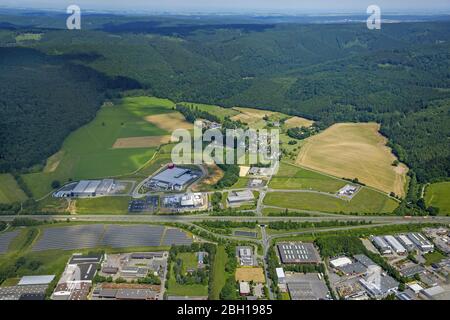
left=2, top=214, right=448, bottom=224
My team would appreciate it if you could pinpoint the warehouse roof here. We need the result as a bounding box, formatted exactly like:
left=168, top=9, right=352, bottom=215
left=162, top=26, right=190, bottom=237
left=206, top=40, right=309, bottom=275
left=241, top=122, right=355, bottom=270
left=227, top=190, right=255, bottom=203
left=330, top=257, right=352, bottom=268
left=152, top=167, right=198, bottom=186
left=18, top=275, right=55, bottom=286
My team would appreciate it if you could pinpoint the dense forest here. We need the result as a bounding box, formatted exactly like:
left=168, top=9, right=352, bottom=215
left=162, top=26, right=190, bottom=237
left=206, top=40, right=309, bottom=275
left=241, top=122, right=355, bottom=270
left=0, top=47, right=139, bottom=173
left=0, top=14, right=449, bottom=183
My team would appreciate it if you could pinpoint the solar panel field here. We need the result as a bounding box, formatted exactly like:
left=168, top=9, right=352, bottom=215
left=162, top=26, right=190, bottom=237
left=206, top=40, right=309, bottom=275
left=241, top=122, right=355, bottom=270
left=0, top=230, right=19, bottom=254
left=31, top=224, right=192, bottom=252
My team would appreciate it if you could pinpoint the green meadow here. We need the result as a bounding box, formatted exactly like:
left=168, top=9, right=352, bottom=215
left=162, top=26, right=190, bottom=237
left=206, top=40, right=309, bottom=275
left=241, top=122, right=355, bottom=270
left=21, top=97, right=175, bottom=198
left=269, top=162, right=347, bottom=193
left=0, top=174, right=28, bottom=204
left=74, top=197, right=131, bottom=215
left=425, top=182, right=450, bottom=214
left=264, top=188, right=398, bottom=214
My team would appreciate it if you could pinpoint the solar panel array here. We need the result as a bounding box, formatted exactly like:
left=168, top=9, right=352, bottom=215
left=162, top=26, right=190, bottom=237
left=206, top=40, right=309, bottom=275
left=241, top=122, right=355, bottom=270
left=101, top=225, right=164, bottom=248
left=161, top=228, right=192, bottom=246
left=0, top=230, right=19, bottom=254
left=31, top=224, right=192, bottom=251
left=32, top=225, right=104, bottom=251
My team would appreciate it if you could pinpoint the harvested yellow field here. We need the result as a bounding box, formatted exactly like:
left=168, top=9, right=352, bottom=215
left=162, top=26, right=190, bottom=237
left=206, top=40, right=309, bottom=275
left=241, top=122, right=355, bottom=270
left=235, top=267, right=266, bottom=283
left=239, top=166, right=250, bottom=177
left=112, top=135, right=172, bottom=149
left=145, top=112, right=193, bottom=131
left=284, top=116, right=314, bottom=128
left=296, top=123, right=408, bottom=197
left=231, top=107, right=276, bottom=124
left=43, top=150, right=64, bottom=173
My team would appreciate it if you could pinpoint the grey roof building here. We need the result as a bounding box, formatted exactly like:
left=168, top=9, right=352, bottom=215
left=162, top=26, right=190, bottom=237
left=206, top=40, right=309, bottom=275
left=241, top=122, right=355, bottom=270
left=277, top=242, right=321, bottom=264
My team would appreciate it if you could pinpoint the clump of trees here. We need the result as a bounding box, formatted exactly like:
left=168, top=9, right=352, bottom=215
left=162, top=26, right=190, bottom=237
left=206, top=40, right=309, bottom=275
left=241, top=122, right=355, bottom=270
left=216, top=164, right=239, bottom=188
left=287, top=125, right=319, bottom=140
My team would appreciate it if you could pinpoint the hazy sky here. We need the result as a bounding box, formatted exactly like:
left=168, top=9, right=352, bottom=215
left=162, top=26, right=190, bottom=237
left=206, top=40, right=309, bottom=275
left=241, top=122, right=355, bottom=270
left=2, top=0, right=450, bottom=14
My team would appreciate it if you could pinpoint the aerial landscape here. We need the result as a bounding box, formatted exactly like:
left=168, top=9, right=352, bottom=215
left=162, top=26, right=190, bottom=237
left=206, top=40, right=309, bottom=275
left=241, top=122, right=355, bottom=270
left=0, top=0, right=449, bottom=308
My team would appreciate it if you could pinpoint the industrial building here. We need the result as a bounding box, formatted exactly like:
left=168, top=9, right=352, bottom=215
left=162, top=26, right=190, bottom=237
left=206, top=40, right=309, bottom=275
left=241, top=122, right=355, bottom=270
left=236, top=246, right=255, bottom=266
left=18, top=275, right=55, bottom=286
left=371, top=236, right=392, bottom=255
left=0, top=275, right=55, bottom=300
left=407, top=233, right=434, bottom=252
left=384, top=235, right=407, bottom=255
left=397, top=235, right=416, bottom=251
left=248, top=167, right=274, bottom=177
left=277, top=242, right=321, bottom=264
left=93, top=284, right=159, bottom=300
left=128, top=196, right=158, bottom=213
left=337, top=185, right=359, bottom=198
left=286, top=273, right=330, bottom=300
left=53, top=179, right=116, bottom=198
left=161, top=192, right=207, bottom=212
left=353, top=254, right=376, bottom=268
left=146, top=166, right=201, bottom=191
left=276, top=268, right=286, bottom=284
left=227, top=190, right=255, bottom=206
left=330, top=257, right=352, bottom=268
left=239, top=282, right=251, bottom=296
left=359, top=274, right=399, bottom=298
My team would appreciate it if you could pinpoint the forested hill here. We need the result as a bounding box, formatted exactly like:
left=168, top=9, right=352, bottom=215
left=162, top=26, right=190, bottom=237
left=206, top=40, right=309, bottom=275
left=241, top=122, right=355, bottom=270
left=0, top=47, right=139, bottom=173
left=0, top=15, right=449, bottom=182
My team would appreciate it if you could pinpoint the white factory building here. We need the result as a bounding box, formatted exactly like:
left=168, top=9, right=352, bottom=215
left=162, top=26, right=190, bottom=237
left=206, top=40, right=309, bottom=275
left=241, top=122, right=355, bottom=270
left=53, top=179, right=115, bottom=198
left=330, top=257, right=353, bottom=268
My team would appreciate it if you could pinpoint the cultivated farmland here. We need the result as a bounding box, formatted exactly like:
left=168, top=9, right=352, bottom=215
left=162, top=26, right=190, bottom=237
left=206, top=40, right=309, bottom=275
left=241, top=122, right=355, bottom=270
left=296, top=123, right=408, bottom=197
left=264, top=188, right=399, bottom=214
left=269, top=162, right=347, bottom=193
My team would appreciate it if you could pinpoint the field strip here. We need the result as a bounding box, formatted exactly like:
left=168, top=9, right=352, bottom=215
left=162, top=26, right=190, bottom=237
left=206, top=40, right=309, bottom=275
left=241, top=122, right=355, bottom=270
left=112, top=135, right=172, bottom=149
left=283, top=161, right=399, bottom=202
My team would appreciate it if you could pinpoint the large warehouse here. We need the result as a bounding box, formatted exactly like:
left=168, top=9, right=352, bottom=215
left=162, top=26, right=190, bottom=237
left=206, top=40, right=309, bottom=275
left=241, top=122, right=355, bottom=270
left=146, top=166, right=201, bottom=191
left=53, top=179, right=115, bottom=198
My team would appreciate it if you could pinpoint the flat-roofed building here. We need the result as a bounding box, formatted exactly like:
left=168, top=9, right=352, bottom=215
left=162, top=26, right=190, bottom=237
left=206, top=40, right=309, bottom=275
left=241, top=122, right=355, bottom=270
left=384, top=235, right=407, bottom=255
left=330, top=257, right=352, bottom=268
left=53, top=179, right=116, bottom=198
left=276, top=268, right=285, bottom=284
left=407, top=233, right=434, bottom=252
left=277, top=242, right=321, bottom=264
left=227, top=190, right=255, bottom=206
left=239, top=282, right=251, bottom=296
left=237, top=246, right=254, bottom=266
left=18, top=275, right=55, bottom=286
